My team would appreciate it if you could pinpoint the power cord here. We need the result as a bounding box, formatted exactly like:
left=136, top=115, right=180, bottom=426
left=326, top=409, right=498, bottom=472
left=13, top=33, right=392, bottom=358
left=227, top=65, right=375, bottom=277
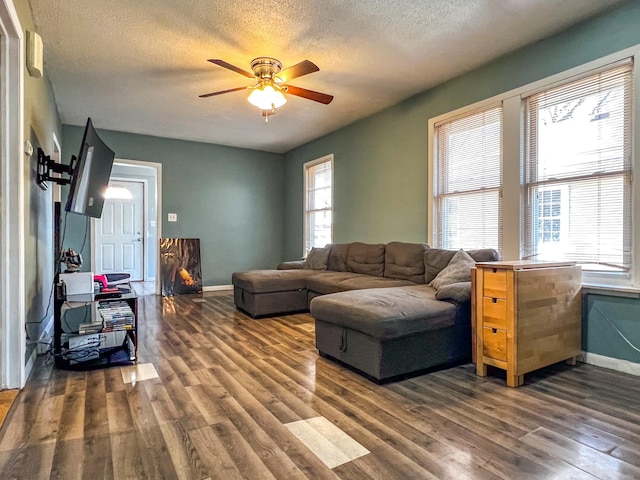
left=25, top=210, right=71, bottom=328
left=79, top=215, right=90, bottom=258
left=592, top=304, right=640, bottom=354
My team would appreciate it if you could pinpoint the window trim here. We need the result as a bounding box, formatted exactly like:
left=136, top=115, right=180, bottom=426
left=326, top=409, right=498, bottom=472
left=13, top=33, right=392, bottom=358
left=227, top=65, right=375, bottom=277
left=428, top=43, right=640, bottom=288
left=303, top=154, right=334, bottom=257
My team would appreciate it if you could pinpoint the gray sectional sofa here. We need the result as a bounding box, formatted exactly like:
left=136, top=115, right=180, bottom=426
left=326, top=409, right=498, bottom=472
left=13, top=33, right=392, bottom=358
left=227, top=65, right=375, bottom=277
left=232, top=242, right=499, bottom=381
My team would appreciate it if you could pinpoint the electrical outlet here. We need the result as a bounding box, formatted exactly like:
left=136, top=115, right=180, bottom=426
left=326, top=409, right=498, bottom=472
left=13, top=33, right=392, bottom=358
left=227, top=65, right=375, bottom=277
left=168, top=213, right=177, bottom=222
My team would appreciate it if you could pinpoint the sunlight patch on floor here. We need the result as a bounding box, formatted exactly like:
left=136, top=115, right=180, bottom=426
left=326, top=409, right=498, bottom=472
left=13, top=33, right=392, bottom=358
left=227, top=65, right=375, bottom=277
left=121, top=363, right=159, bottom=384
left=285, top=416, right=369, bottom=468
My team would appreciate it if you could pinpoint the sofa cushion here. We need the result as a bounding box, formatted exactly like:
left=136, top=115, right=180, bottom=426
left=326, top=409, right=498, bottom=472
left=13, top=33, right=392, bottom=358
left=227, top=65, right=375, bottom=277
left=430, top=249, right=476, bottom=290
left=424, top=248, right=500, bottom=283
left=310, top=285, right=457, bottom=340
left=327, top=244, right=350, bottom=272
left=435, top=281, right=472, bottom=303
left=336, top=276, right=416, bottom=292
left=306, top=271, right=368, bottom=295
left=384, top=242, right=428, bottom=283
left=232, top=269, right=321, bottom=294
left=305, top=247, right=330, bottom=270
left=346, top=242, right=385, bottom=277
left=277, top=260, right=305, bottom=270
left=467, top=248, right=501, bottom=263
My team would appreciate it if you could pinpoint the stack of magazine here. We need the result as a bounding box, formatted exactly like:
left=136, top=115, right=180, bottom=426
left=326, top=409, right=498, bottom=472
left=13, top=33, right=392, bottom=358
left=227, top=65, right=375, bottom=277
left=97, top=300, right=135, bottom=332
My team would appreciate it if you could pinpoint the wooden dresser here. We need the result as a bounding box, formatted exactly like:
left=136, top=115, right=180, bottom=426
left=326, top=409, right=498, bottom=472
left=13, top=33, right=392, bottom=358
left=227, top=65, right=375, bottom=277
left=473, top=260, right=582, bottom=387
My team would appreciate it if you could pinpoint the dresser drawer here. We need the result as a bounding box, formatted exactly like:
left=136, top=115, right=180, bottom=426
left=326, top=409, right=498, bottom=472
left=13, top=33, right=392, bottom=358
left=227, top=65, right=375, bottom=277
left=483, top=268, right=507, bottom=298
left=482, top=327, right=507, bottom=361
left=482, top=297, right=507, bottom=330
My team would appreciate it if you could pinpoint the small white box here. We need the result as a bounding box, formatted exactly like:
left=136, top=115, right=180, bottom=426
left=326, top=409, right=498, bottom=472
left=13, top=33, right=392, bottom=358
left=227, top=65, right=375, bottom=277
left=60, top=272, right=94, bottom=295
left=27, top=31, right=44, bottom=78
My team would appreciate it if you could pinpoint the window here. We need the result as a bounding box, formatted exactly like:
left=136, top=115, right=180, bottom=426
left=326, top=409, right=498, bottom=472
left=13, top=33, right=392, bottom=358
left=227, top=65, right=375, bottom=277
left=523, top=63, right=632, bottom=272
left=536, top=188, right=562, bottom=243
left=304, top=155, right=333, bottom=256
left=433, top=106, right=502, bottom=251
left=429, top=46, right=640, bottom=286
left=533, top=186, right=569, bottom=257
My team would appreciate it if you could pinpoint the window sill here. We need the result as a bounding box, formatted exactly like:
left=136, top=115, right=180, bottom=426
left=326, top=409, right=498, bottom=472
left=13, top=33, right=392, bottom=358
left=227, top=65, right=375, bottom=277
left=582, top=283, right=640, bottom=298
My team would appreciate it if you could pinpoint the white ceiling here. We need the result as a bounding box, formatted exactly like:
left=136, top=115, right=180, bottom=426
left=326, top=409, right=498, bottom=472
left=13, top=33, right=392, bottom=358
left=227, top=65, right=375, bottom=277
left=30, top=0, right=625, bottom=154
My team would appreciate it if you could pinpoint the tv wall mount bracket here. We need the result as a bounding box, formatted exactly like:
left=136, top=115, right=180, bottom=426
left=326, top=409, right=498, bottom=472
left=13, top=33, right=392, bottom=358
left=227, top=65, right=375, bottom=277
left=37, top=148, right=76, bottom=190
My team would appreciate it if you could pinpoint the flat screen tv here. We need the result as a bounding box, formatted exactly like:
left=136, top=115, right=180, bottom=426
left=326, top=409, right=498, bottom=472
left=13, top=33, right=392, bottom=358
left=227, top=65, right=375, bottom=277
left=65, top=118, right=116, bottom=218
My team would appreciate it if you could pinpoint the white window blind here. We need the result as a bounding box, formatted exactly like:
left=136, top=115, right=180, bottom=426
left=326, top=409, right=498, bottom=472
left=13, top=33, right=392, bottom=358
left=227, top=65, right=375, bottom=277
left=304, top=157, right=333, bottom=255
left=523, top=62, right=633, bottom=272
left=433, top=106, right=503, bottom=251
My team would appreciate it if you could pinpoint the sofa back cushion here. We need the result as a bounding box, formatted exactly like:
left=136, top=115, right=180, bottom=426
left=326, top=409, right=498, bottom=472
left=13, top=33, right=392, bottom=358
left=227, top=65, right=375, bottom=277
left=304, top=246, right=330, bottom=270
left=346, top=242, right=386, bottom=277
left=424, top=248, right=500, bottom=283
left=327, top=243, right=350, bottom=271
left=429, top=249, right=476, bottom=289
left=384, top=242, right=429, bottom=283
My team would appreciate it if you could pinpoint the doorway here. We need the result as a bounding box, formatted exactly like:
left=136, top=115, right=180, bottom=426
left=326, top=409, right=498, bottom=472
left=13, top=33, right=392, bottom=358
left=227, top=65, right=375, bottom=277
left=91, top=159, right=161, bottom=294
left=95, top=179, right=145, bottom=281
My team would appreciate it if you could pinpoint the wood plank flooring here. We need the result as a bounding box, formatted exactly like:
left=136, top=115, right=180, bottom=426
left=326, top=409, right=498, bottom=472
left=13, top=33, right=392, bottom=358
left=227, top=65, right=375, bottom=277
left=1, top=291, right=640, bottom=479
left=0, top=390, right=19, bottom=429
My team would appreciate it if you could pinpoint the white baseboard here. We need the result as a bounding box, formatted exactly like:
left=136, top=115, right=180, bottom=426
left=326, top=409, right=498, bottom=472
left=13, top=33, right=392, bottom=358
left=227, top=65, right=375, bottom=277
left=25, top=314, right=55, bottom=381
left=37, top=315, right=55, bottom=355
left=25, top=346, right=37, bottom=381
left=581, top=351, right=640, bottom=377
left=202, top=284, right=233, bottom=292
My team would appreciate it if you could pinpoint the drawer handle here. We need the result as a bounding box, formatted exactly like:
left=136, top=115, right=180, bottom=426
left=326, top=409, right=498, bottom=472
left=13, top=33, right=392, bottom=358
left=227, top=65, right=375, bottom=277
left=492, top=328, right=497, bottom=334
left=492, top=298, right=498, bottom=303
left=492, top=268, right=498, bottom=273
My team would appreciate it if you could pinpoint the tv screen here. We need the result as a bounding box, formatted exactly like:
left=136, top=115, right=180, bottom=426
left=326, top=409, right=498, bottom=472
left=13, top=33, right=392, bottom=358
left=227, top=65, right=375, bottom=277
left=65, top=118, right=116, bottom=218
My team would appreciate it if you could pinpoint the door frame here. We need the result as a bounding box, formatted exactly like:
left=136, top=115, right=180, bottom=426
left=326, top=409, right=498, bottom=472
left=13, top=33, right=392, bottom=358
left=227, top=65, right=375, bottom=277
left=0, top=0, right=25, bottom=389
left=91, top=158, right=162, bottom=294
left=92, top=177, right=147, bottom=281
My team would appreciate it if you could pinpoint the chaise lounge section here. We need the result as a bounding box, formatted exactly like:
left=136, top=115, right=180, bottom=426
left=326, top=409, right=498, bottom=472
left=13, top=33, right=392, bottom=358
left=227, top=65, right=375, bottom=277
left=232, top=242, right=499, bottom=381
left=232, top=268, right=321, bottom=318
left=312, top=285, right=469, bottom=380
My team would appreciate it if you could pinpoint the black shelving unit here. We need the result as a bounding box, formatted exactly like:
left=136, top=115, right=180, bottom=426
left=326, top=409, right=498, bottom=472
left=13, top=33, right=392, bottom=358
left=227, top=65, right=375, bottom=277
left=53, top=285, right=138, bottom=370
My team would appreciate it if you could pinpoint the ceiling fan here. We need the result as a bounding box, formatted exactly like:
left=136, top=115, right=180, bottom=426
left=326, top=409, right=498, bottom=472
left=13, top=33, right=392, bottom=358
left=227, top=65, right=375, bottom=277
left=199, top=57, right=334, bottom=120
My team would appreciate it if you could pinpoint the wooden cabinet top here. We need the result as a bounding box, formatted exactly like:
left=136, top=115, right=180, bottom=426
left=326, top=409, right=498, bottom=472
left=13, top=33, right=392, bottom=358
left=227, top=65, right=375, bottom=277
left=474, top=260, right=577, bottom=270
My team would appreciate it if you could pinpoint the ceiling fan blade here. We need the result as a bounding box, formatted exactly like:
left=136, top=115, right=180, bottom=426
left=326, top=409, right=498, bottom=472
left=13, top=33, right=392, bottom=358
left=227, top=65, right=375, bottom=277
left=285, top=85, right=334, bottom=104
left=199, top=86, right=247, bottom=98
left=275, top=60, right=319, bottom=83
left=207, top=59, right=254, bottom=78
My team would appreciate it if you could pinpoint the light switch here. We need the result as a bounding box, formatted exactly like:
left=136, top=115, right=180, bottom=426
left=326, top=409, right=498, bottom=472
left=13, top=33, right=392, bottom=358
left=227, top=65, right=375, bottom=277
left=168, top=213, right=177, bottom=222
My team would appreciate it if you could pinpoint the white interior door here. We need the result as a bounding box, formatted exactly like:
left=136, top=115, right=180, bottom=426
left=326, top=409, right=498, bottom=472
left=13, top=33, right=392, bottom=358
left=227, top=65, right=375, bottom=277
left=95, top=180, right=145, bottom=280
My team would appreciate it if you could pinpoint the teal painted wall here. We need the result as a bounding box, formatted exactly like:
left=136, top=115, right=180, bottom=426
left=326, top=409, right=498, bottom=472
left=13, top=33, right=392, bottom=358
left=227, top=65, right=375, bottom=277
left=15, top=0, right=63, bottom=356
left=283, top=1, right=640, bottom=364
left=62, top=126, right=284, bottom=286
left=584, top=294, right=640, bottom=364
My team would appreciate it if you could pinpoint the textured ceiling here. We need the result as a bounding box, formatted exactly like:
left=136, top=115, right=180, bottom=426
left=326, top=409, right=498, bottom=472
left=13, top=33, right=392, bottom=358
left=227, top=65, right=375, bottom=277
left=30, top=0, right=625, bottom=153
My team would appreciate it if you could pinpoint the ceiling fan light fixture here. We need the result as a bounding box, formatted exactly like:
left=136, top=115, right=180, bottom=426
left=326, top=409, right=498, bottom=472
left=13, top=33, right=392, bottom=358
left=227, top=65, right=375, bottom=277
left=248, top=85, right=287, bottom=110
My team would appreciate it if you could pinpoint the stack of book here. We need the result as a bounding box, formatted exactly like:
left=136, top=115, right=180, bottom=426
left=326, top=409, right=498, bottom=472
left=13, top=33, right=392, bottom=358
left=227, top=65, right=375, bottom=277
left=98, top=300, right=135, bottom=332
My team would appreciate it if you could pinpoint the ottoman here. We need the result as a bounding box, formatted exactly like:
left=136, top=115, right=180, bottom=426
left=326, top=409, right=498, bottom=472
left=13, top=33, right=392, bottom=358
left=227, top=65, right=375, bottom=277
left=310, top=285, right=471, bottom=381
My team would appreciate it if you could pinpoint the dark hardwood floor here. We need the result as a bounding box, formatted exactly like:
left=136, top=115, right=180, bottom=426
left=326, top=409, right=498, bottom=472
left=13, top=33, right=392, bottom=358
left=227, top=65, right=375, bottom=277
left=1, top=291, right=640, bottom=479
